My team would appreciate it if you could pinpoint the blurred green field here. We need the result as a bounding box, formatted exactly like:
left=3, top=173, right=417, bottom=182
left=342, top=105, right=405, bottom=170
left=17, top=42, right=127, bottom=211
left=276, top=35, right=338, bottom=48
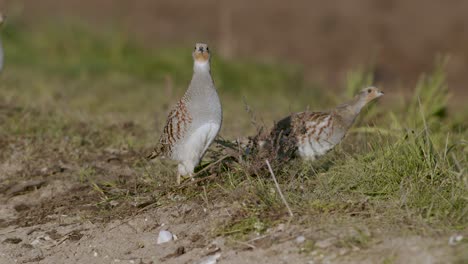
left=0, top=19, right=467, bottom=261
left=0, top=20, right=321, bottom=138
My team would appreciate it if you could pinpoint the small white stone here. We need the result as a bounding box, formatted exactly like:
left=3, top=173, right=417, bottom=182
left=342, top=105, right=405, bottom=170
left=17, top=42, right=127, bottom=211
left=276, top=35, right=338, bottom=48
left=31, top=239, right=41, bottom=246
left=31, top=235, right=52, bottom=246
left=295, top=236, right=306, bottom=244
left=198, top=253, right=221, bottom=264
left=157, top=230, right=173, bottom=244
left=449, top=234, right=463, bottom=245
left=93, top=251, right=98, bottom=257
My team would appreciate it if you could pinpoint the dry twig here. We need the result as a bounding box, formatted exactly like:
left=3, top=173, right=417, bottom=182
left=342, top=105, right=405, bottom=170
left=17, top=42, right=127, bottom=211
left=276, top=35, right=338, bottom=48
left=265, top=159, right=294, bottom=218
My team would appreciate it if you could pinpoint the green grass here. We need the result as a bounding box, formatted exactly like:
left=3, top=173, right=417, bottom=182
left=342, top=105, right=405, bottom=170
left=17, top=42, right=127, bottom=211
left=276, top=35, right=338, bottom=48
left=0, top=18, right=466, bottom=244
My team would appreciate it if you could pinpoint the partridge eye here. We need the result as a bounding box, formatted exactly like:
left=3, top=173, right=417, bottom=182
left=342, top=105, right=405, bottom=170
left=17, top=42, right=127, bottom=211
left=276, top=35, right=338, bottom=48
left=367, top=89, right=372, bottom=93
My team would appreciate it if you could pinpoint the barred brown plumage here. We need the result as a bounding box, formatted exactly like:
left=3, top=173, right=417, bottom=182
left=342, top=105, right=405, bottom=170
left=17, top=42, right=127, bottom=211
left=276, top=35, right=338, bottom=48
left=147, top=43, right=222, bottom=184
left=266, top=87, right=384, bottom=160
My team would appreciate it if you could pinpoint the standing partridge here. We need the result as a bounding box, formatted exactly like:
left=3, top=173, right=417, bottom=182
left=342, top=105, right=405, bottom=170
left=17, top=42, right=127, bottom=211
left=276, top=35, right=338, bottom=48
left=147, top=43, right=222, bottom=184
left=267, top=87, right=384, bottom=161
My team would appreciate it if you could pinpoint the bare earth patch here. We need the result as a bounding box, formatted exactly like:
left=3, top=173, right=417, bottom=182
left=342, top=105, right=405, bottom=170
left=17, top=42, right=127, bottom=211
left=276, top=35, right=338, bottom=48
left=0, top=154, right=466, bottom=263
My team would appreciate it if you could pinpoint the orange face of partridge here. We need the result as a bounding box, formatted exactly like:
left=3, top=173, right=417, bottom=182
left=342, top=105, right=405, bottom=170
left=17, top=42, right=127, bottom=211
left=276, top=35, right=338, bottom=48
left=193, top=43, right=210, bottom=64
left=362, top=87, right=384, bottom=104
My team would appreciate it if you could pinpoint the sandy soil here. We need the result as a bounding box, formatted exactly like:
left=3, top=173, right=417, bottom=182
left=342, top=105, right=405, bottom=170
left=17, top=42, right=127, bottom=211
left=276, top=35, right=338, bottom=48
left=0, top=195, right=462, bottom=264
left=0, top=149, right=465, bottom=264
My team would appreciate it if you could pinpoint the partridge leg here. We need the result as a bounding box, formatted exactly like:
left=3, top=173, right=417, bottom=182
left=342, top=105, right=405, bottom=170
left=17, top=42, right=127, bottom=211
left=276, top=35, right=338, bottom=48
left=179, top=173, right=193, bottom=184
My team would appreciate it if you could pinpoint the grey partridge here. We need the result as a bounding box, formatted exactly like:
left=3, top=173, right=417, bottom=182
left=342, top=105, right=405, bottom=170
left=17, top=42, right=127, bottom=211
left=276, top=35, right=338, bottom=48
left=147, top=43, right=222, bottom=183
left=266, top=87, right=384, bottom=161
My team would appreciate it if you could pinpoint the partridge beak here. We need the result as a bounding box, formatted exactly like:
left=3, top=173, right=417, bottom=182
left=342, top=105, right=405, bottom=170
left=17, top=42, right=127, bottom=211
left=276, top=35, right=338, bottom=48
left=377, top=90, right=384, bottom=97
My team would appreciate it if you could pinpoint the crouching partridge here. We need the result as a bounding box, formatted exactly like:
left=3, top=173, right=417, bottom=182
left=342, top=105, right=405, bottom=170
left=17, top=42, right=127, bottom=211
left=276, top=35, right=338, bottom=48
left=268, top=87, right=384, bottom=161
left=147, top=43, right=222, bottom=184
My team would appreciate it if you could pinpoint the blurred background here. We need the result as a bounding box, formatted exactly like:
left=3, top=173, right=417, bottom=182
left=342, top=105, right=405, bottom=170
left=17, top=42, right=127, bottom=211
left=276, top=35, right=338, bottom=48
left=2, top=0, right=467, bottom=99
left=0, top=0, right=466, bottom=137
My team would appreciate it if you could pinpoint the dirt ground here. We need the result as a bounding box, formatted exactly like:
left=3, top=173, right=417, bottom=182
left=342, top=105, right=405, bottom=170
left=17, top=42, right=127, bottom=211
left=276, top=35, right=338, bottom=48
left=0, top=203, right=462, bottom=264
left=0, top=180, right=463, bottom=264
left=0, top=137, right=465, bottom=264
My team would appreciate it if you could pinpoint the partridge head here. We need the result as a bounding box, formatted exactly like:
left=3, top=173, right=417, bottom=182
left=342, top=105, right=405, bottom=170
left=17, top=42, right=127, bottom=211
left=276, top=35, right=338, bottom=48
left=193, top=43, right=210, bottom=64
